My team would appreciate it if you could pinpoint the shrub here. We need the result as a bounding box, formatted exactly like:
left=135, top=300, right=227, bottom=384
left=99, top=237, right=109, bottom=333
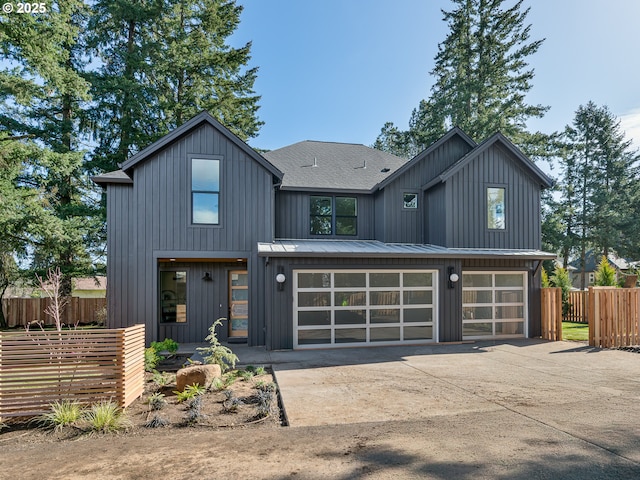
left=36, top=400, right=83, bottom=431
left=151, top=371, right=174, bottom=388
left=147, top=393, right=167, bottom=411
left=145, top=347, right=161, bottom=372
left=541, top=268, right=550, bottom=288
left=145, top=414, right=169, bottom=428
left=196, top=318, right=238, bottom=372
left=83, top=400, right=131, bottom=433
left=595, top=256, right=617, bottom=286
left=174, top=383, right=206, bottom=403
left=550, top=266, right=572, bottom=316
left=151, top=338, right=179, bottom=354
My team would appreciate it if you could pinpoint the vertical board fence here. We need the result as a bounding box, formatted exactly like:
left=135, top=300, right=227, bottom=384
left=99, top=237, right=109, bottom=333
left=541, top=287, right=563, bottom=341
left=0, top=324, right=145, bottom=420
left=589, top=287, right=640, bottom=348
left=565, top=290, right=588, bottom=323
left=2, top=297, right=107, bottom=328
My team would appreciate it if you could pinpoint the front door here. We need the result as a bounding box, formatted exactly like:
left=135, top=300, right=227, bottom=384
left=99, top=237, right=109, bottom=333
left=229, top=270, right=248, bottom=337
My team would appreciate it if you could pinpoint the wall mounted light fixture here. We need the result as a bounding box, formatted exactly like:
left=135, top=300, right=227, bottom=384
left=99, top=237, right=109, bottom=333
left=448, top=267, right=459, bottom=289
left=202, top=272, right=212, bottom=282
left=276, top=266, right=286, bottom=291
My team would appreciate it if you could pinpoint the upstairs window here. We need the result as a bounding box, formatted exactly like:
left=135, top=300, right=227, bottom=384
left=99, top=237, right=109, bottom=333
left=310, top=196, right=357, bottom=236
left=487, top=187, right=505, bottom=230
left=192, top=158, right=220, bottom=224
left=403, top=193, right=418, bottom=209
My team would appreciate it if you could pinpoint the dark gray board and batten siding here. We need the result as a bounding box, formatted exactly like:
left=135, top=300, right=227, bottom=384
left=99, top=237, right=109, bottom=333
left=105, top=122, right=277, bottom=345
left=375, top=133, right=475, bottom=244
left=444, top=143, right=543, bottom=250
left=275, top=191, right=376, bottom=240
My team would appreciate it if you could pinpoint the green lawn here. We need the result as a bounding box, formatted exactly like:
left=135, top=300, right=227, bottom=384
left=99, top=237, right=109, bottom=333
left=562, top=321, right=589, bottom=341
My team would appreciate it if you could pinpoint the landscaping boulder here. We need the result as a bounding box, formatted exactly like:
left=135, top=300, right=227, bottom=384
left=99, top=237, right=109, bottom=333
left=176, top=364, right=222, bottom=392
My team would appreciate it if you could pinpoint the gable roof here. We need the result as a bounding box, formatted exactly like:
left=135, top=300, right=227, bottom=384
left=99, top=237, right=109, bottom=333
left=119, top=111, right=283, bottom=180
left=373, top=127, right=477, bottom=191
left=262, top=141, right=407, bottom=192
left=423, top=132, right=553, bottom=191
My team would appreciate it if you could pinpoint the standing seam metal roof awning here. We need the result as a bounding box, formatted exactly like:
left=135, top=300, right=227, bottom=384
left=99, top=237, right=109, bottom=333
left=258, top=240, right=556, bottom=260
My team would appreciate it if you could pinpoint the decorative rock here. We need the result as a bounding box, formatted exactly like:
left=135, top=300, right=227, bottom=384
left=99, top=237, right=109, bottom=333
left=176, top=364, right=222, bottom=392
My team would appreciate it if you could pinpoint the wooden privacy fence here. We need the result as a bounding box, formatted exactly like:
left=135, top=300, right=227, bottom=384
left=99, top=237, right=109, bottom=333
left=0, top=324, right=145, bottom=420
left=541, top=287, right=563, bottom=341
left=589, top=287, right=640, bottom=348
left=565, top=290, right=588, bottom=323
left=2, top=297, right=106, bottom=327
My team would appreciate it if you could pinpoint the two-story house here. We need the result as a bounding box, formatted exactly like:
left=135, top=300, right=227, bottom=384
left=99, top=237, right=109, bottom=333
left=93, top=111, right=554, bottom=350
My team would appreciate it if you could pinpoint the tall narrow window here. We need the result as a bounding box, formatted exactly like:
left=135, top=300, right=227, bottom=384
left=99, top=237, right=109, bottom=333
left=487, top=187, right=505, bottom=230
left=336, top=197, right=357, bottom=235
left=192, top=158, right=220, bottom=224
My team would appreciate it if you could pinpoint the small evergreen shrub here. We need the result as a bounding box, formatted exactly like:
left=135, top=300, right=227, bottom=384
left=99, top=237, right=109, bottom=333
left=196, top=318, right=238, bottom=372
left=595, top=256, right=617, bottom=286
left=145, top=414, right=170, bottom=428
left=147, top=393, right=167, bottom=411
left=550, top=266, right=572, bottom=316
left=151, top=338, right=179, bottom=354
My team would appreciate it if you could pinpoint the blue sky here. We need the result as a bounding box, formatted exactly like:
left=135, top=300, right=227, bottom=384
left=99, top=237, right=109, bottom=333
left=231, top=0, right=640, bottom=154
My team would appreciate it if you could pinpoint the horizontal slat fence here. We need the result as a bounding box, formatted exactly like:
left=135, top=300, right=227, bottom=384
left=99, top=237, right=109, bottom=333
left=0, top=324, right=144, bottom=420
left=541, top=287, right=563, bottom=341
left=2, top=297, right=106, bottom=327
left=589, top=287, right=640, bottom=348
left=565, top=290, right=588, bottom=323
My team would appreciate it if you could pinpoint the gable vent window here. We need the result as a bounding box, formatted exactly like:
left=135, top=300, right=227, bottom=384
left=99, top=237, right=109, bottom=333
left=192, top=158, right=220, bottom=224
left=310, top=196, right=357, bottom=236
left=487, top=187, right=505, bottom=230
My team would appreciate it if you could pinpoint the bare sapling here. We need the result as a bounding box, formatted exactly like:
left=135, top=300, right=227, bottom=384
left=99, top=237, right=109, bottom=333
left=36, top=267, right=69, bottom=332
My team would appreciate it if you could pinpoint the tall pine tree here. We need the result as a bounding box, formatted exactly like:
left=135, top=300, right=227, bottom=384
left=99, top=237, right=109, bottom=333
left=86, top=0, right=262, bottom=175
left=375, top=0, right=549, bottom=157
left=554, top=102, right=639, bottom=288
left=0, top=1, right=99, bottom=295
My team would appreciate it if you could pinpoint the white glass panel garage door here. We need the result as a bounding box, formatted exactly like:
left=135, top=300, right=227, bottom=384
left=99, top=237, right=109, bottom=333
left=294, top=270, right=437, bottom=348
left=462, top=271, right=527, bottom=339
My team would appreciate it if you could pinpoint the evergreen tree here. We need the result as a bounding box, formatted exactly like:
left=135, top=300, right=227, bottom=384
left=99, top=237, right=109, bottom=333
left=151, top=0, right=262, bottom=139
left=375, top=0, right=549, bottom=156
left=594, top=256, right=617, bottom=287
left=0, top=2, right=98, bottom=295
left=86, top=0, right=262, bottom=175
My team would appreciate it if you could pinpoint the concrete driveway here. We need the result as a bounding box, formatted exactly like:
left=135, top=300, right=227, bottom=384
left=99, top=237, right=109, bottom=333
left=264, top=340, right=640, bottom=467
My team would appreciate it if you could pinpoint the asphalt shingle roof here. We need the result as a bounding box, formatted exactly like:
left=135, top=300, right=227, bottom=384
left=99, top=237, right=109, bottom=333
left=262, top=141, right=407, bottom=191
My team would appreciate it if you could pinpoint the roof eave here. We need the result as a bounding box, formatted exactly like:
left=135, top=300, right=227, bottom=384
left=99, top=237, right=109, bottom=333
left=119, top=111, right=283, bottom=181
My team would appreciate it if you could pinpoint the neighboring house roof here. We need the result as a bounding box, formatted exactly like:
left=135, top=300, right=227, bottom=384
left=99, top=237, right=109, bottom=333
left=423, top=132, right=554, bottom=191
left=73, top=276, right=107, bottom=291
left=93, top=111, right=283, bottom=185
left=569, top=251, right=631, bottom=272
left=258, top=239, right=556, bottom=260
left=262, top=141, right=407, bottom=192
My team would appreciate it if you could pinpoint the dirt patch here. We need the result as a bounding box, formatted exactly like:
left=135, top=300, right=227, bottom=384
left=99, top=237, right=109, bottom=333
left=0, top=355, right=284, bottom=446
